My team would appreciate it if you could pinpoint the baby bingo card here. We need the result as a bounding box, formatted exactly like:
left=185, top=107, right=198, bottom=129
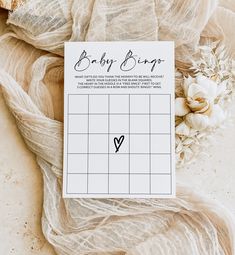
left=63, top=42, right=175, bottom=198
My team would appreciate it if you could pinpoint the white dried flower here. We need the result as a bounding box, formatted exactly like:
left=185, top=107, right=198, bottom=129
left=175, top=74, right=225, bottom=130
left=175, top=40, right=235, bottom=167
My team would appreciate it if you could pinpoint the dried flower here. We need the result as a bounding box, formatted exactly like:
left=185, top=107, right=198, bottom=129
left=175, top=74, right=225, bottom=131
left=175, top=40, right=235, bottom=167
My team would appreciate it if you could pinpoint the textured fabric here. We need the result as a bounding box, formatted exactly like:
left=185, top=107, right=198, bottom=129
left=0, top=1, right=235, bottom=254
left=0, top=0, right=24, bottom=10
left=4, top=0, right=219, bottom=61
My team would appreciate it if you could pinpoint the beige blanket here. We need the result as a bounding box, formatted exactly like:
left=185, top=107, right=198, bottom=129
left=0, top=1, right=235, bottom=254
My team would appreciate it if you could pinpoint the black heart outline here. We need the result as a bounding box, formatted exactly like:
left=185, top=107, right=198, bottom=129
left=114, top=135, right=125, bottom=153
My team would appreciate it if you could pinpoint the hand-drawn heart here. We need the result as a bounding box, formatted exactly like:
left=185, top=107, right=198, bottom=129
left=114, top=135, right=124, bottom=153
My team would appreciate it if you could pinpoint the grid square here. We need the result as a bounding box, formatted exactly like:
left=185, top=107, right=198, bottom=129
left=68, top=134, right=87, bottom=153
left=151, top=155, right=171, bottom=174
left=151, top=115, right=170, bottom=133
left=130, top=174, right=149, bottom=194
left=130, top=134, right=149, bottom=153
left=89, top=134, right=108, bottom=153
left=109, top=174, right=129, bottom=193
left=109, top=134, right=129, bottom=153
left=110, top=95, right=129, bottom=114
left=89, top=115, right=108, bottom=133
left=89, top=95, right=108, bottom=113
left=151, top=95, right=170, bottom=114
left=69, top=95, right=88, bottom=113
left=89, top=154, right=108, bottom=173
left=151, top=175, right=171, bottom=194
left=67, top=174, right=87, bottom=194
left=68, top=154, right=87, bottom=173
left=88, top=174, right=108, bottom=193
left=130, top=95, right=149, bottom=113
left=130, top=115, right=149, bottom=133
left=109, top=154, right=129, bottom=173
left=68, top=115, right=88, bottom=133
left=151, top=135, right=171, bottom=153
left=130, top=154, right=149, bottom=173
left=110, top=115, right=129, bottom=133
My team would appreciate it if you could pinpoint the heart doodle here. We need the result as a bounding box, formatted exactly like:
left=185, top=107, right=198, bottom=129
left=114, top=135, right=124, bottom=153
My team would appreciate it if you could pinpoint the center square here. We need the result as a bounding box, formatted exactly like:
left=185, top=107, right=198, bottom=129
left=109, top=134, right=129, bottom=154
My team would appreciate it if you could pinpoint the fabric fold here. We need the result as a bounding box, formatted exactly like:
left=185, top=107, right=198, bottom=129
left=1, top=1, right=235, bottom=254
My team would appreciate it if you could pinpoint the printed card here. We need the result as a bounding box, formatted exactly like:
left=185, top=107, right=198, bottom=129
left=63, top=42, right=175, bottom=198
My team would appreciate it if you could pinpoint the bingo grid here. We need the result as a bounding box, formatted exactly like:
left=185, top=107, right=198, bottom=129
left=66, top=94, right=173, bottom=195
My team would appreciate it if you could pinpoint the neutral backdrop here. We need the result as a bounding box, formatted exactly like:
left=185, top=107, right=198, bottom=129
left=0, top=89, right=235, bottom=254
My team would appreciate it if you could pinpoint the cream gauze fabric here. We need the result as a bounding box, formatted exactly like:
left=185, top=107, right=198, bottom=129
left=0, top=0, right=235, bottom=254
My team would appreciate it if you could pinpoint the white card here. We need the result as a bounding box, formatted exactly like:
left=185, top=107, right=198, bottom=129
left=63, top=42, right=175, bottom=198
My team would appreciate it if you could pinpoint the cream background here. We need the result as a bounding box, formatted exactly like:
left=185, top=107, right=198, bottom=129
left=0, top=88, right=235, bottom=254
